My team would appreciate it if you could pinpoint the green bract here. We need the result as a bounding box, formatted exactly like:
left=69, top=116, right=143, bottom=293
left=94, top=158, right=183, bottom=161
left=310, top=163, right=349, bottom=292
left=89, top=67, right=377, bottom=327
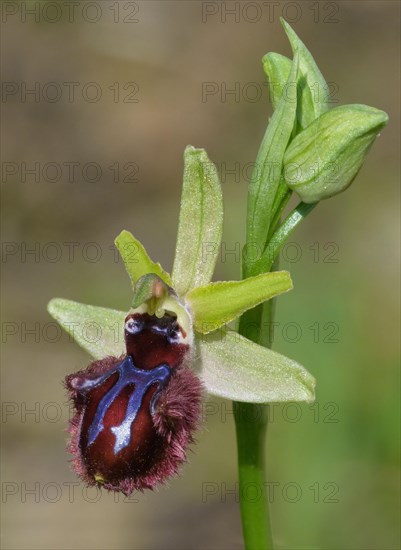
left=48, top=144, right=316, bottom=404
left=281, top=18, right=330, bottom=129
left=246, top=51, right=299, bottom=274
left=262, top=20, right=330, bottom=131
left=283, top=104, right=389, bottom=203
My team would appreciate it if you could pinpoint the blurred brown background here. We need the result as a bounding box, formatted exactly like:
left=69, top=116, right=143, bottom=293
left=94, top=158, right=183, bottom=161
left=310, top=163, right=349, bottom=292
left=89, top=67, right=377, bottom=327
left=1, top=1, right=400, bottom=549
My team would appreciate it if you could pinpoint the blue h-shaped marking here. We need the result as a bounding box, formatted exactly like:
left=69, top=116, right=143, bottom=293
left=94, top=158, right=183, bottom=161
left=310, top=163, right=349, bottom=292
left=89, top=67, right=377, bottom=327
left=80, top=356, right=171, bottom=455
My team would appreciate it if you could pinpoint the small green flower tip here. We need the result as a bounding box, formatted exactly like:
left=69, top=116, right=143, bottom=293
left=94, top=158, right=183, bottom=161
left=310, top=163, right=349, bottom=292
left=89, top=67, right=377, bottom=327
left=130, top=273, right=193, bottom=339
left=283, top=104, right=389, bottom=203
left=131, top=273, right=171, bottom=310
left=184, top=145, right=202, bottom=156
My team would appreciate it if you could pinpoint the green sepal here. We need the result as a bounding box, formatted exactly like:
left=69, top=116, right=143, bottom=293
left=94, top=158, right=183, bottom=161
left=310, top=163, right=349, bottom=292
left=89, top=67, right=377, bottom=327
left=114, top=230, right=172, bottom=288
left=186, top=271, right=293, bottom=333
left=47, top=298, right=125, bottom=359
left=172, top=146, right=223, bottom=297
left=195, top=329, right=315, bottom=403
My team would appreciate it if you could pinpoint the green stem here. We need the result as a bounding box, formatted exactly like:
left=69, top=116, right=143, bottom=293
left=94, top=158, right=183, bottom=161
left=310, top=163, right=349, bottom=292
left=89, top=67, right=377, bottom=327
left=235, top=202, right=317, bottom=549
left=234, top=402, right=272, bottom=550
left=235, top=269, right=277, bottom=550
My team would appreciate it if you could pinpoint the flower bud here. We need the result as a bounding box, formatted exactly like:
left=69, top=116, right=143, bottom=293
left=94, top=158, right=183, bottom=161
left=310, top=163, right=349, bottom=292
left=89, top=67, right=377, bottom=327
left=283, top=104, right=388, bottom=203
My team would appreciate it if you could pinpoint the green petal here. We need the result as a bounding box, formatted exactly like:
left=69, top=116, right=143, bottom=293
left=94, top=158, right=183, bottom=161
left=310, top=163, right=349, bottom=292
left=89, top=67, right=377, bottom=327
left=281, top=18, right=330, bottom=129
left=114, top=230, right=172, bottom=288
left=47, top=298, right=125, bottom=359
left=171, top=146, right=223, bottom=297
left=186, top=271, right=293, bottom=333
left=246, top=51, right=299, bottom=268
left=196, top=330, right=315, bottom=403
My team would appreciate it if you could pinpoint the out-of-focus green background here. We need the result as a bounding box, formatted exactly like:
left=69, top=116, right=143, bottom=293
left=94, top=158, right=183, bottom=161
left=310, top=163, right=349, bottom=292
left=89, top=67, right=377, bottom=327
left=1, top=1, right=399, bottom=549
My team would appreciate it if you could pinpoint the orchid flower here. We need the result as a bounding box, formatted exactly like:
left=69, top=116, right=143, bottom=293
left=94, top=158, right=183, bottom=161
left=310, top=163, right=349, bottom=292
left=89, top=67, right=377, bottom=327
left=48, top=146, right=315, bottom=494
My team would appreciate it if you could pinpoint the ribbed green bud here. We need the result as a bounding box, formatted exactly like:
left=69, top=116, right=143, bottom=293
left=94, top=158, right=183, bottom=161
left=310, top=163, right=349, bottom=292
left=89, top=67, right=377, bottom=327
left=283, top=104, right=388, bottom=203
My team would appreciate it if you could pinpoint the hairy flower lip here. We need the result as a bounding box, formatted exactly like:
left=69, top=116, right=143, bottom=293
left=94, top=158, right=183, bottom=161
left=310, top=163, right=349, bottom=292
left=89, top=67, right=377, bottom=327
left=65, top=309, right=203, bottom=495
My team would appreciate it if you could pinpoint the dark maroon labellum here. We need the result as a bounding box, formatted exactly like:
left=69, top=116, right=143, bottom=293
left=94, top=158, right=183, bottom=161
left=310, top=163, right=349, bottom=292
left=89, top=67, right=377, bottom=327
left=66, top=311, right=202, bottom=494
